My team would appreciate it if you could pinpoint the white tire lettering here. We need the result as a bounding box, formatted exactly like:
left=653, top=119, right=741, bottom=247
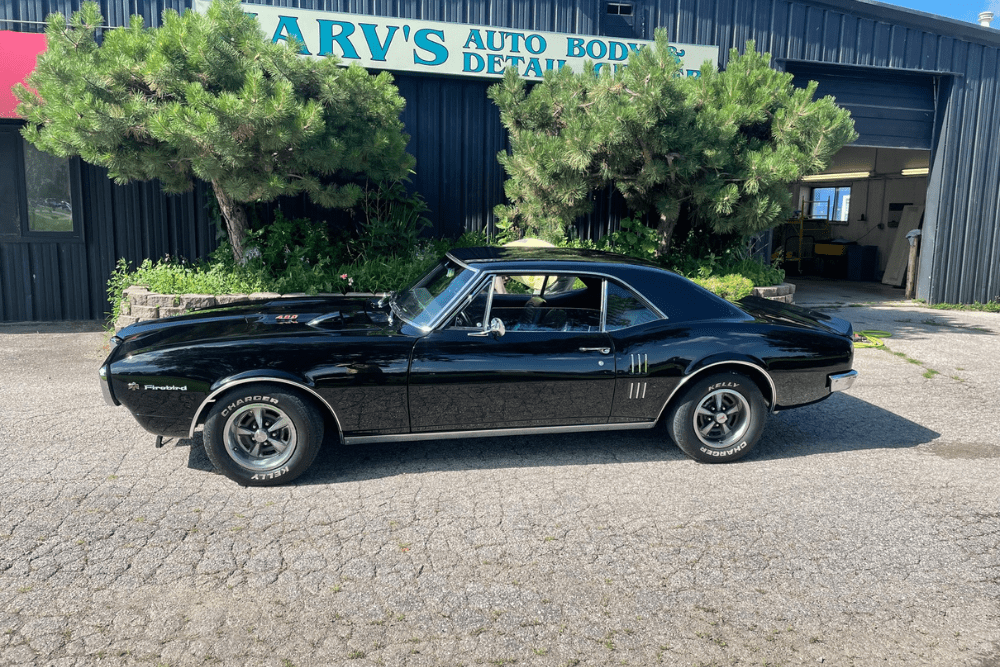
left=698, top=441, right=748, bottom=457
left=251, top=466, right=289, bottom=481
left=222, top=394, right=281, bottom=417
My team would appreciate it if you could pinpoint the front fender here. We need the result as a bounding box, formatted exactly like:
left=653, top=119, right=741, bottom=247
left=189, top=373, right=344, bottom=442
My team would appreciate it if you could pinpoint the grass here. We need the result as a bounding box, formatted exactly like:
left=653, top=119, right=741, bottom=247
left=28, top=208, right=73, bottom=232
left=916, top=299, right=1000, bottom=313
left=881, top=347, right=945, bottom=380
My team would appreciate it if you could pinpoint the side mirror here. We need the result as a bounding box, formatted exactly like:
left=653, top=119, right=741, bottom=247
left=489, top=317, right=506, bottom=337
left=468, top=317, right=506, bottom=338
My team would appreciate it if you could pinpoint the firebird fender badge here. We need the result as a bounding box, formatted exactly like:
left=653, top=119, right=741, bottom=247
left=143, top=384, right=188, bottom=391
left=127, top=382, right=139, bottom=391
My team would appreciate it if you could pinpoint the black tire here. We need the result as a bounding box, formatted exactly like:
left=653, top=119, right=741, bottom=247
left=667, top=371, right=767, bottom=463
left=203, top=384, right=324, bottom=486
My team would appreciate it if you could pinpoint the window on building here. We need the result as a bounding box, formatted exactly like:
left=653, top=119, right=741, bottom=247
left=607, top=2, right=634, bottom=15
left=810, top=186, right=851, bottom=222
left=0, top=126, right=24, bottom=238
left=0, top=123, right=79, bottom=239
left=24, top=142, right=74, bottom=232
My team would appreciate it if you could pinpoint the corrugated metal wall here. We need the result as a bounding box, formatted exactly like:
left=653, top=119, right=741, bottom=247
left=0, top=153, right=217, bottom=322
left=2, top=0, right=999, bottom=314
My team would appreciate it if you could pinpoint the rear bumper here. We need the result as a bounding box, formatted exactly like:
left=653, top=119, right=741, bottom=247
left=99, top=365, right=118, bottom=406
left=828, top=369, right=858, bottom=392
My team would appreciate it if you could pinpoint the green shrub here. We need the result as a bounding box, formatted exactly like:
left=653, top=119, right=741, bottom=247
left=107, top=228, right=496, bottom=327
left=691, top=275, right=755, bottom=302
left=107, top=250, right=269, bottom=325
left=353, top=180, right=432, bottom=261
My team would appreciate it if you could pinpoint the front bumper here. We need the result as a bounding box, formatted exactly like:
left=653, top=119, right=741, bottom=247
left=828, top=369, right=858, bottom=392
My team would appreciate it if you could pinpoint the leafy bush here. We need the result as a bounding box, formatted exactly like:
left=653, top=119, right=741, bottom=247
left=691, top=275, right=755, bottom=302
left=107, top=229, right=490, bottom=327
left=561, top=218, right=658, bottom=261
left=107, top=249, right=268, bottom=324
left=353, top=180, right=432, bottom=261
left=662, top=230, right=784, bottom=285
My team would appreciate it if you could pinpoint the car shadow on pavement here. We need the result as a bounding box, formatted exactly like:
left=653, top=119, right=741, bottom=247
left=177, top=393, right=937, bottom=484
left=749, top=392, right=939, bottom=461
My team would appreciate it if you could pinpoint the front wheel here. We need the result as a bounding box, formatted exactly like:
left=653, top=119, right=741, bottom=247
left=203, top=384, right=324, bottom=486
left=667, top=371, right=767, bottom=463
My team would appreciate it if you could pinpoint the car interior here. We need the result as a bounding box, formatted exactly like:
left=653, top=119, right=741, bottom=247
left=450, top=273, right=659, bottom=333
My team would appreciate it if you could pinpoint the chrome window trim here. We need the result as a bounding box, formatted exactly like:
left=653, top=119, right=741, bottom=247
left=603, top=278, right=666, bottom=330
left=600, top=279, right=609, bottom=331
left=343, top=420, right=656, bottom=445
left=482, top=277, right=497, bottom=330
left=654, top=360, right=780, bottom=422
left=189, top=377, right=344, bottom=443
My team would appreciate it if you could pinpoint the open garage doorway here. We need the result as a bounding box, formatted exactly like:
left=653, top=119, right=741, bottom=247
left=775, top=147, right=930, bottom=283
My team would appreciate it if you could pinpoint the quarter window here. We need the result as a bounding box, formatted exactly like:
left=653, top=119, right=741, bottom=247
left=605, top=282, right=659, bottom=330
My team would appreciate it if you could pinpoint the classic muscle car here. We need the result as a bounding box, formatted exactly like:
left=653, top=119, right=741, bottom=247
left=100, top=246, right=857, bottom=486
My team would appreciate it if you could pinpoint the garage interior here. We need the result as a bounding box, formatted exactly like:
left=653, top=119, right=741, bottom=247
left=774, top=60, right=939, bottom=287
left=778, top=146, right=930, bottom=283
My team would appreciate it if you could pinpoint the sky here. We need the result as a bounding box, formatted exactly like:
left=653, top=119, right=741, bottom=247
left=878, top=0, right=1000, bottom=25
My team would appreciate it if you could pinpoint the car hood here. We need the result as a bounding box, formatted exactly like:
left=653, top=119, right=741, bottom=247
left=737, top=295, right=854, bottom=338
left=114, top=295, right=397, bottom=353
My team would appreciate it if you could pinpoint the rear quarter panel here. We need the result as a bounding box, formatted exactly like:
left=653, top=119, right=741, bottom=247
left=607, top=318, right=853, bottom=421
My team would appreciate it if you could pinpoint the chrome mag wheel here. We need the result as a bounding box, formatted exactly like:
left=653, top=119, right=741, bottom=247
left=692, top=388, right=752, bottom=449
left=223, top=403, right=298, bottom=472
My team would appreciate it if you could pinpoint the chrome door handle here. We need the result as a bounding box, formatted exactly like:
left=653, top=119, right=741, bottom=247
left=579, top=347, right=611, bottom=354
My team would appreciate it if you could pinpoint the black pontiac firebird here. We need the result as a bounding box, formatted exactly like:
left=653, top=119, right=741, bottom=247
left=100, top=247, right=857, bottom=486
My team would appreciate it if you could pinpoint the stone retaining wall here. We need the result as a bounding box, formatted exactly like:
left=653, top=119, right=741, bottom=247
left=115, top=282, right=797, bottom=330
left=750, top=282, right=796, bottom=304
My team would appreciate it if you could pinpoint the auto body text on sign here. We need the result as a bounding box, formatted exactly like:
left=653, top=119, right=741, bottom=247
left=193, top=1, right=718, bottom=80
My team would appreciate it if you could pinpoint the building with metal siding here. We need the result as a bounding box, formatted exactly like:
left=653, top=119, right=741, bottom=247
left=1, top=0, right=998, bottom=321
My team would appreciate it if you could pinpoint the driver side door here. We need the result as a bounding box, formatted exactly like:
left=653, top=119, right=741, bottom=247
left=407, top=273, right=616, bottom=432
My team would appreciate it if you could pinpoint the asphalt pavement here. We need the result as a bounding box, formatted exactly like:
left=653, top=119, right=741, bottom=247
left=1, top=281, right=998, bottom=666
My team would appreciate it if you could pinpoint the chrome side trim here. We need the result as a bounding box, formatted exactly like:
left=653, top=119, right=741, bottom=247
left=828, top=369, right=858, bottom=392
left=654, top=360, right=779, bottom=423
left=343, top=421, right=656, bottom=445
left=188, top=377, right=344, bottom=443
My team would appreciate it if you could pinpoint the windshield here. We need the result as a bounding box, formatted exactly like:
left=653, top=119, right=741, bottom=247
left=393, top=258, right=477, bottom=329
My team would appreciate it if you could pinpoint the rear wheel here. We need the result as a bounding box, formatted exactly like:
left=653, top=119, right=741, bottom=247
left=203, top=384, right=324, bottom=486
left=668, top=372, right=767, bottom=463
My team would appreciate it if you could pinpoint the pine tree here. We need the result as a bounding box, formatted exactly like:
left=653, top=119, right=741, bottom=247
left=15, top=0, right=414, bottom=262
left=489, top=31, right=857, bottom=251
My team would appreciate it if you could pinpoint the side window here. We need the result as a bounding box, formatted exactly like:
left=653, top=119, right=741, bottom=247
left=489, top=274, right=601, bottom=333
left=605, top=282, right=660, bottom=330
left=448, top=281, right=490, bottom=329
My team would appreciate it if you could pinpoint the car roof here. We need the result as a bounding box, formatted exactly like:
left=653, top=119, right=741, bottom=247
left=446, top=246, right=661, bottom=270
left=445, top=246, right=750, bottom=323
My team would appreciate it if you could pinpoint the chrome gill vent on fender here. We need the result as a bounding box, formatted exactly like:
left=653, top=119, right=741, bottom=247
left=628, top=381, right=648, bottom=400
left=629, top=353, right=648, bottom=375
